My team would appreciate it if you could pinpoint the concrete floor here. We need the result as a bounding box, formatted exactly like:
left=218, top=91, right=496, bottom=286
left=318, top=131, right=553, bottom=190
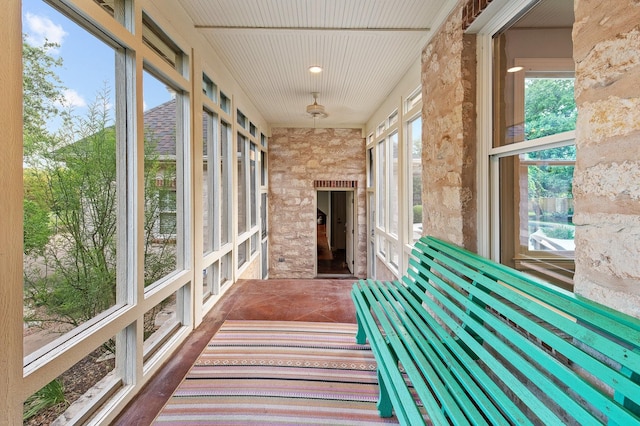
left=113, top=278, right=358, bottom=425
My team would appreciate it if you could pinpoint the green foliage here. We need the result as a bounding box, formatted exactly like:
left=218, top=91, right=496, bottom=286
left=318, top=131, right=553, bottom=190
left=24, top=91, right=119, bottom=327
left=413, top=205, right=423, bottom=224
left=23, top=170, right=52, bottom=255
left=22, top=38, right=66, bottom=162
left=23, top=199, right=52, bottom=256
left=524, top=78, right=576, bottom=202
left=524, top=78, right=577, bottom=141
left=22, top=38, right=176, bottom=338
left=23, top=379, right=67, bottom=421
left=543, top=225, right=575, bottom=240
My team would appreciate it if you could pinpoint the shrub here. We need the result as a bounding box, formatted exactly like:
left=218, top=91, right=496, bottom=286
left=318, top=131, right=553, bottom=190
left=23, top=379, right=67, bottom=421
left=413, top=205, right=423, bottom=223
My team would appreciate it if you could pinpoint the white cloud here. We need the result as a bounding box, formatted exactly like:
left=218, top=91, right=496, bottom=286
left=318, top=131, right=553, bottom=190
left=24, top=12, right=67, bottom=49
left=62, top=89, right=87, bottom=108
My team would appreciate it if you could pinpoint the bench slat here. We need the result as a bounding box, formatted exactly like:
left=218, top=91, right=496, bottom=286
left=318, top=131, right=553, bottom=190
left=404, top=267, right=569, bottom=425
left=406, top=263, right=608, bottom=425
left=354, top=280, right=439, bottom=424
left=352, top=282, right=425, bottom=423
left=410, top=244, right=640, bottom=414
left=352, top=236, right=640, bottom=425
left=369, top=281, right=476, bottom=424
left=420, top=237, right=640, bottom=346
left=383, top=280, right=518, bottom=426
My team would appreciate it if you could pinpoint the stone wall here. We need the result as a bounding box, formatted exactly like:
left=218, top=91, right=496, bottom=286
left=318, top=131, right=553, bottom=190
left=268, top=128, right=366, bottom=278
left=421, top=4, right=478, bottom=251
left=572, top=0, right=640, bottom=317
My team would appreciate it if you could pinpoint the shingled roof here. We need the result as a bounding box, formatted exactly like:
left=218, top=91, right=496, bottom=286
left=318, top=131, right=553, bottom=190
left=144, top=99, right=177, bottom=156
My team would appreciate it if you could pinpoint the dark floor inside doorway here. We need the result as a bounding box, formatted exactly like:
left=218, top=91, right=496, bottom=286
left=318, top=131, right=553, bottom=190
left=317, top=224, right=351, bottom=276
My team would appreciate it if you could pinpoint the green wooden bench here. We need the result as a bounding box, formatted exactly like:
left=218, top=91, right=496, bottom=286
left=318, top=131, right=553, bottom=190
left=352, top=236, right=640, bottom=425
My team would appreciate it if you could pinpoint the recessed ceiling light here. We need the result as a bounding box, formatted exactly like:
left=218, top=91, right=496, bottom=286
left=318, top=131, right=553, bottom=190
left=308, top=65, right=323, bottom=74
left=507, top=66, right=524, bottom=73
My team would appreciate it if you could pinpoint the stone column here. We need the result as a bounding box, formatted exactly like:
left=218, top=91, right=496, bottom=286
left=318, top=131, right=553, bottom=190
left=572, top=0, right=640, bottom=317
left=421, top=5, right=477, bottom=251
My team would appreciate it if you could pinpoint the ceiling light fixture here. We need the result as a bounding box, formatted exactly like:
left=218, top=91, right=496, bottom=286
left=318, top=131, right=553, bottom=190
left=308, top=65, right=323, bottom=73
left=306, top=92, right=328, bottom=119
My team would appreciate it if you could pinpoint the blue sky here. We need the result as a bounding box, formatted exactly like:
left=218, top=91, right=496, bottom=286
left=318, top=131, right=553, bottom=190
left=23, top=0, right=172, bottom=131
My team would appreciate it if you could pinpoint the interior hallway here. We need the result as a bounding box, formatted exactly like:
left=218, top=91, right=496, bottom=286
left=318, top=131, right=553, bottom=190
left=114, top=278, right=358, bottom=425
left=317, top=223, right=352, bottom=276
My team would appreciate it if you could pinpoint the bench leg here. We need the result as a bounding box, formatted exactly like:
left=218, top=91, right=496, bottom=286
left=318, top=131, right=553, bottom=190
left=355, top=312, right=367, bottom=345
left=376, top=369, right=393, bottom=418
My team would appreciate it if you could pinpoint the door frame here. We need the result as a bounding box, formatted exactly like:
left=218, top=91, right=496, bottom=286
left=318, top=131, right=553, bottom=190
left=315, top=188, right=357, bottom=277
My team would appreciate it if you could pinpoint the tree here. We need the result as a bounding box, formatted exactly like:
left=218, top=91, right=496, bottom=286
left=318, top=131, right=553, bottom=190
left=524, top=78, right=576, bottom=201
left=22, top=38, right=66, bottom=162
left=524, top=78, right=577, bottom=141
left=24, top=90, right=119, bottom=327
left=23, top=39, right=176, bottom=333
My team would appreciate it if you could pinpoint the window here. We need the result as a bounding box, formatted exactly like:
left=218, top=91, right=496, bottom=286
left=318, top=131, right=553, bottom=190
left=202, top=109, right=218, bottom=254
left=202, top=73, right=217, bottom=103
left=250, top=143, right=258, bottom=227
left=237, top=109, right=247, bottom=129
left=143, top=70, right=181, bottom=287
left=237, top=133, right=247, bottom=234
left=490, top=2, right=575, bottom=290
left=220, top=121, right=232, bottom=245
left=377, top=139, right=386, bottom=229
left=142, top=12, right=184, bottom=71
left=405, top=89, right=422, bottom=112
left=21, top=0, right=125, bottom=419
left=408, top=116, right=423, bottom=242
left=389, top=132, right=399, bottom=237
left=220, top=92, right=230, bottom=114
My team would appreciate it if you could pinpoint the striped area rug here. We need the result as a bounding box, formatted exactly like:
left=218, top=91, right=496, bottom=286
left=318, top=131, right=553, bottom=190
left=153, top=320, right=400, bottom=425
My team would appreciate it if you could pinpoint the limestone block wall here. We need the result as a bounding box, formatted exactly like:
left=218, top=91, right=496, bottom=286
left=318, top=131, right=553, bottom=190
left=572, top=0, right=640, bottom=317
left=421, top=4, right=477, bottom=251
left=268, top=128, right=366, bottom=278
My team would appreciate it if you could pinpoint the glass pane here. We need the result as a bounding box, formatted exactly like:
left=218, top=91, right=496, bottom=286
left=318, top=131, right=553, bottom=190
left=202, top=110, right=217, bottom=254
left=389, top=132, right=399, bottom=236
left=238, top=240, right=247, bottom=267
left=524, top=77, right=577, bottom=140
left=220, top=92, right=230, bottom=114
left=390, top=241, right=399, bottom=269
left=22, top=0, right=120, bottom=357
left=24, top=337, right=117, bottom=423
left=261, top=240, right=268, bottom=279
left=142, top=13, right=181, bottom=70
left=250, top=143, right=257, bottom=227
left=367, top=147, right=374, bottom=188
left=251, top=232, right=258, bottom=255
left=143, top=71, right=179, bottom=287
left=409, top=117, right=423, bottom=242
left=237, top=134, right=247, bottom=233
left=261, top=193, right=268, bottom=239
left=203, top=262, right=218, bottom=300
left=220, top=122, right=232, bottom=244
left=377, top=140, right=386, bottom=229
left=143, top=287, right=183, bottom=363
left=202, top=73, right=217, bottom=103
left=237, top=110, right=247, bottom=128
left=500, top=146, right=575, bottom=290
left=221, top=251, right=232, bottom=286
left=491, top=10, right=574, bottom=148
left=261, top=150, right=267, bottom=186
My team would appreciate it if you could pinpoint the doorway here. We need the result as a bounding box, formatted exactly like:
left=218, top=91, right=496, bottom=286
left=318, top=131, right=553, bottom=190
left=317, top=190, right=355, bottom=277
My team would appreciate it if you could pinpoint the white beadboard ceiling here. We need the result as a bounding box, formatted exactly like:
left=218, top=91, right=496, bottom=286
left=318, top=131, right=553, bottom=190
left=179, top=0, right=460, bottom=128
